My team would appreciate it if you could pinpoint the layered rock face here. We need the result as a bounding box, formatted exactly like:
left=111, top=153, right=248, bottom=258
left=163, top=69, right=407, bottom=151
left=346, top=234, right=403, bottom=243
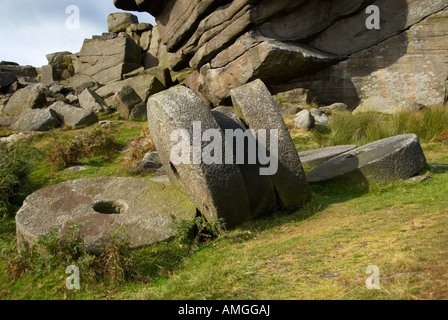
left=114, top=0, right=448, bottom=108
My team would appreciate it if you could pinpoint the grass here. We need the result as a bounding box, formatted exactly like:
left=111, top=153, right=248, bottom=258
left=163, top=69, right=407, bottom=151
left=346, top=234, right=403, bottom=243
left=0, top=108, right=448, bottom=300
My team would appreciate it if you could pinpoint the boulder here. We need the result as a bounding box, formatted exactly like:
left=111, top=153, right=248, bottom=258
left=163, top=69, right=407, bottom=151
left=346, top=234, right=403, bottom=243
left=107, top=12, right=139, bottom=33
left=147, top=85, right=251, bottom=227
left=230, top=79, right=311, bottom=211
left=135, top=151, right=163, bottom=170
left=307, top=134, right=427, bottom=184
left=10, top=108, right=60, bottom=132
left=299, top=145, right=358, bottom=168
left=310, top=108, right=330, bottom=124
left=129, top=102, right=147, bottom=121
left=0, top=72, right=17, bottom=92
left=3, top=84, right=47, bottom=116
left=274, top=88, right=314, bottom=105
left=73, top=35, right=142, bottom=84
left=95, top=73, right=165, bottom=106
left=113, top=85, right=143, bottom=119
left=320, top=103, right=348, bottom=112
left=277, top=103, right=299, bottom=116
left=0, top=64, right=38, bottom=79
left=0, top=116, right=16, bottom=127
left=353, top=97, right=426, bottom=115
left=79, top=88, right=110, bottom=113
left=15, top=177, right=197, bottom=252
left=49, top=101, right=98, bottom=128
left=294, top=109, right=315, bottom=129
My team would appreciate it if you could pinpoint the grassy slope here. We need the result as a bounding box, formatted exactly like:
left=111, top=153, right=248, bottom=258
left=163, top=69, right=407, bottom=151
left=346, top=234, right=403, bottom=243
left=1, top=111, right=448, bottom=300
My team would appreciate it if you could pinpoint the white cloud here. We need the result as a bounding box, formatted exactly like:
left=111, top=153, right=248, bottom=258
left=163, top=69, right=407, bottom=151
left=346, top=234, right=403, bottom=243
left=0, top=0, right=155, bottom=67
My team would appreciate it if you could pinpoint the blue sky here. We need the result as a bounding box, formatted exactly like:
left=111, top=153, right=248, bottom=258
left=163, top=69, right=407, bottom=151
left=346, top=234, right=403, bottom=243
left=0, top=0, right=155, bottom=67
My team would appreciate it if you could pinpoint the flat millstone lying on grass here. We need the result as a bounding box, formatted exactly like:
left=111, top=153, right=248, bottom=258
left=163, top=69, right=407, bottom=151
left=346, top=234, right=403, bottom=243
left=147, top=85, right=251, bottom=227
left=15, top=177, right=197, bottom=252
left=306, top=134, right=427, bottom=184
left=299, top=145, right=358, bottom=168
left=230, top=79, right=311, bottom=211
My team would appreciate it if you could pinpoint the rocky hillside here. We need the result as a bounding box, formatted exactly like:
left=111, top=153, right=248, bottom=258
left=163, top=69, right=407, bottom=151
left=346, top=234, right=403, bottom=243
left=114, top=0, right=448, bottom=109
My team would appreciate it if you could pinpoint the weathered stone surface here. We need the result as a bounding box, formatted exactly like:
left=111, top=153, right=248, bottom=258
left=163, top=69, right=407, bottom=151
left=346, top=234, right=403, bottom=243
left=10, top=108, right=60, bottom=132
left=3, top=84, right=47, bottom=116
left=299, top=145, right=358, bottom=168
left=198, top=34, right=339, bottom=105
left=307, top=134, right=427, bottom=184
left=230, top=79, right=311, bottom=211
left=0, top=64, right=37, bottom=79
left=135, top=151, right=163, bottom=170
left=0, top=72, right=17, bottom=91
left=49, top=101, right=98, bottom=128
left=211, top=106, right=277, bottom=218
left=147, top=85, right=251, bottom=226
left=129, top=102, right=147, bottom=121
left=107, top=12, right=139, bottom=33
left=274, top=88, right=314, bottom=105
left=73, top=36, right=142, bottom=84
left=277, top=103, right=299, bottom=116
left=310, top=108, right=330, bottom=124
left=95, top=73, right=165, bottom=105
left=79, top=88, right=110, bottom=113
left=15, top=177, right=197, bottom=252
left=294, top=110, right=315, bottom=129
left=0, top=116, right=16, bottom=127
left=320, top=103, right=349, bottom=112
left=113, top=85, right=143, bottom=119
left=352, top=96, right=426, bottom=115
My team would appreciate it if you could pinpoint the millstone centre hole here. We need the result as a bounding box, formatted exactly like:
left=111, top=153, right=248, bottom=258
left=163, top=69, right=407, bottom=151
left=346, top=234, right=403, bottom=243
left=92, top=201, right=125, bottom=215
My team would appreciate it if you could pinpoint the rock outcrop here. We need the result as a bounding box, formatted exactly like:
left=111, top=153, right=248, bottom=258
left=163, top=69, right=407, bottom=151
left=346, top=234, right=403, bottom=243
left=114, top=0, right=448, bottom=110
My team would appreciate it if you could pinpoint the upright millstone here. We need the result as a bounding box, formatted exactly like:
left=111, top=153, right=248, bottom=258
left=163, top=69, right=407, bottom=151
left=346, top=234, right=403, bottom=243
left=147, top=85, right=251, bottom=227
left=211, top=106, right=277, bottom=218
left=230, top=79, right=311, bottom=211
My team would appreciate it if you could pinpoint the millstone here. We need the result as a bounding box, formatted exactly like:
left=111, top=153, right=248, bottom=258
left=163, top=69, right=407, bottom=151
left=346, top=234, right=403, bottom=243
left=15, top=177, right=197, bottom=252
left=211, top=106, right=277, bottom=218
left=230, top=79, right=311, bottom=211
left=299, top=145, right=358, bottom=168
left=306, top=134, right=427, bottom=184
left=147, top=85, right=251, bottom=227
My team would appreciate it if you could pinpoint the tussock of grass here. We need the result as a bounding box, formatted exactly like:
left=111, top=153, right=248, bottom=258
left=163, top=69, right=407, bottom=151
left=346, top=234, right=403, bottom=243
left=326, top=106, right=448, bottom=146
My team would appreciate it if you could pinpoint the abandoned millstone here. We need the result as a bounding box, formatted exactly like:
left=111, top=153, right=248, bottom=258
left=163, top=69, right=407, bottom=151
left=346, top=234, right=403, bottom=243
left=298, top=145, right=358, bottom=168
left=10, top=108, right=60, bottom=132
left=147, top=85, right=251, bottom=227
left=49, top=101, right=98, bottom=128
left=211, top=106, right=277, bottom=218
left=307, top=134, right=427, bottom=184
left=294, top=110, right=315, bottom=129
left=230, top=79, right=311, bottom=211
left=15, top=177, right=197, bottom=252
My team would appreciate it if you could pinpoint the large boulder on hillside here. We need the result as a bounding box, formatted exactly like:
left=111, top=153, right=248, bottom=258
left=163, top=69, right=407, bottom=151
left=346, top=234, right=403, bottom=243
left=107, top=12, right=139, bottom=33
left=49, top=101, right=98, bottom=128
left=73, top=35, right=142, bottom=84
left=10, top=108, right=60, bottom=132
left=95, top=73, right=165, bottom=106
left=3, top=84, right=47, bottom=116
left=230, top=79, right=311, bottom=211
left=0, top=64, right=37, bottom=79
left=79, top=88, right=110, bottom=113
left=15, top=177, right=197, bottom=252
left=307, top=134, right=427, bottom=184
left=113, top=85, right=143, bottom=119
left=147, top=85, right=251, bottom=227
